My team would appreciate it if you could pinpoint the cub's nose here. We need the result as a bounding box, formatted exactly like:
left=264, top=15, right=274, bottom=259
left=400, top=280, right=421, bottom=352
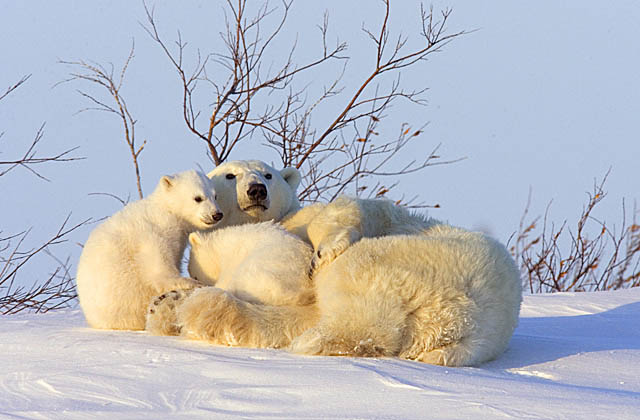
left=212, top=212, right=224, bottom=221
left=247, top=183, right=267, bottom=201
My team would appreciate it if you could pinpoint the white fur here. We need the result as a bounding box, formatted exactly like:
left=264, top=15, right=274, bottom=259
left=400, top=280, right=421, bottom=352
left=290, top=225, right=522, bottom=366
left=76, top=170, right=222, bottom=330
left=282, top=196, right=441, bottom=270
left=146, top=188, right=522, bottom=366
left=187, top=222, right=314, bottom=306
left=207, top=160, right=302, bottom=228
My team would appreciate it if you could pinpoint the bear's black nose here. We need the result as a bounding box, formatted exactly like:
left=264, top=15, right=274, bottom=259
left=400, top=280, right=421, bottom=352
left=247, top=183, right=267, bottom=201
left=213, top=212, right=224, bottom=221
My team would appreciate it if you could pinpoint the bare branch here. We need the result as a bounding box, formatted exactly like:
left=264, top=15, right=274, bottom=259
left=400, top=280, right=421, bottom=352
left=1, top=216, right=91, bottom=315
left=510, top=172, right=640, bottom=293
left=0, top=123, right=83, bottom=180
left=87, top=192, right=130, bottom=207
left=143, top=0, right=347, bottom=165
left=142, top=1, right=463, bottom=206
left=58, top=41, right=145, bottom=199
left=0, top=74, right=32, bottom=102
left=294, top=2, right=465, bottom=169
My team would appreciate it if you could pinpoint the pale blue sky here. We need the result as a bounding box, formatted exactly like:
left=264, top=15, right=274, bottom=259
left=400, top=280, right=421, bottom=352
left=2, top=1, right=638, bottom=283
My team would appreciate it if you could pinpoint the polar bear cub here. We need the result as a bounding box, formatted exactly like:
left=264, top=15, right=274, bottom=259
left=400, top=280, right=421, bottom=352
left=281, top=195, right=441, bottom=271
left=76, top=170, right=223, bottom=330
left=187, top=222, right=314, bottom=306
left=146, top=222, right=315, bottom=336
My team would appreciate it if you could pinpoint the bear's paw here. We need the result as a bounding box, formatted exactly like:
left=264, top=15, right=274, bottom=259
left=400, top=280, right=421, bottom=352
left=145, top=289, right=193, bottom=336
left=310, top=229, right=358, bottom=274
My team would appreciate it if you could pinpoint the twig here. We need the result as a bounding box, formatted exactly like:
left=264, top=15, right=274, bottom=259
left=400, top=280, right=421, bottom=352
left=58, top=41, right=145, bottom=199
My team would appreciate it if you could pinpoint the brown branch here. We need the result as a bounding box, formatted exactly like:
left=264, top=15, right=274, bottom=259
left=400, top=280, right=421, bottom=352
left=295, top=3, right=465, bottom=169
left=1, top=76, right=82, bottom=180
left=510, top=171, right=640, bottom=293
left=0, top=74, right=31, bottom=102
left=142, top=1, right=463, bottom=205
left=58, top=41, right=145, bottom=199
left=1, top=215, right=91, bottom=315
left=143, top=0, right=346, bottom=165
left=0, top=123, right=82, bottom=180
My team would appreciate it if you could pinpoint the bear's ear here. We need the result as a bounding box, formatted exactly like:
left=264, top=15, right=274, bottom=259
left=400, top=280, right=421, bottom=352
left=280, top=167, right=301, bottom=191
left=160, top=175, right=174, bottom=190
left=189, top=232, right=202, bottom=248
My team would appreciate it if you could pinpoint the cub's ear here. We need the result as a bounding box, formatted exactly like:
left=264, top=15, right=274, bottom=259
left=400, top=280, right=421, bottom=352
left=280, top=167, right=301, bottom=191
left=189, top=232, right=202, bottom=248
left=160, top=175, right=174, bottom=190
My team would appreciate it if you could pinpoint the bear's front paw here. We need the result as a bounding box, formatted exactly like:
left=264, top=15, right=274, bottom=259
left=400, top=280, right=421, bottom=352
left=309, top=231, right=355, bottom=275
left=145, top=289, right=193, bottom=336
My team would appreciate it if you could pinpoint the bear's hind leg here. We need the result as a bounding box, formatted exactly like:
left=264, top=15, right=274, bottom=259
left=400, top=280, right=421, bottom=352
left=415, top=339, right=476, bottom=367
left=289, top=297, right=406, bottom=358
left=176, top=287, right=318, bottom=349
left=398, top=295, right=480, bottom=366
left=289, top=326, right=395, bottom=358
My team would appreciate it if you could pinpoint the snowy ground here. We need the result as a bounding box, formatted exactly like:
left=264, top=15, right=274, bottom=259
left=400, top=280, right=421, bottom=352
left=2, top=288, right=639, bottom=419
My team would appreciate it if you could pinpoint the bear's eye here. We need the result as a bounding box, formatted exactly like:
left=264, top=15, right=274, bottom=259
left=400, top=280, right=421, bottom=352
left=194, top=196, right=204, bottom=203
left=225, top=173, right=236, bottom=180
left=265, top=173, right=272, bottom=180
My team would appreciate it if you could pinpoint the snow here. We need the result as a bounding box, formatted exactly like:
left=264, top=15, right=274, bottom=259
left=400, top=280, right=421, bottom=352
left=2, top=288, right=639, bottom=419
left=2, top=4, right=640, bottom=416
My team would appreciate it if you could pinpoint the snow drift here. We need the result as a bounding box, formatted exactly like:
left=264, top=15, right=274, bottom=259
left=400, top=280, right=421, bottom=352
left=2, top=288, right=639, bottom=419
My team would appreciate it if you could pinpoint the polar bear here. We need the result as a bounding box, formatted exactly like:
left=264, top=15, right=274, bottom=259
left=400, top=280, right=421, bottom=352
left=146, top=220, right=522, bottom=366
left=146, top=222, right=315, bottom=336
left=76, top=170, right=223, bottom=331
left=207, top=160, right=302, bottom=228
left=281, top=195, right=442, bottom=272
left=207, top=159, right=437, bottom=263
left=187, top=222, right=314, bottom=306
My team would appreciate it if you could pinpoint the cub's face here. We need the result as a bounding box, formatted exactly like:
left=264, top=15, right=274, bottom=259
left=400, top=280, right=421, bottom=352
left=160, top=170, right=224, bottom=230
left=207, top=160, right=301, bottom=227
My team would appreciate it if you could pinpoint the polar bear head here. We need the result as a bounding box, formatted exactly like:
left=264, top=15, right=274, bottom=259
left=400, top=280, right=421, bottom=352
left=155, top=170, right=224, bottom=230
left=207, top=160, right=302, bottom=227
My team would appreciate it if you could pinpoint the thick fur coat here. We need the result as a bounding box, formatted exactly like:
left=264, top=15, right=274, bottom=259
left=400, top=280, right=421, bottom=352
left=76, top=170, right=222, bottom=330
left=187, top=222, right=314, bottom=307
left=146, top=200, right=522, bottom=366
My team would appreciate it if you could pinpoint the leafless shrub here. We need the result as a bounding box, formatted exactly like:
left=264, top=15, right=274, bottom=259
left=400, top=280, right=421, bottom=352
left=0, top=75, right=80, bottom=180
left=510, top=173, right=640, bottom=293
left=1, top=76, right=85, bottom=314
left=143, top=0, right=465, bottom=205
left=0, top=123, right=80, bottom=181
left=59, top=42, right=146, bottom=199
left=1, top=216, right=90, bottom=315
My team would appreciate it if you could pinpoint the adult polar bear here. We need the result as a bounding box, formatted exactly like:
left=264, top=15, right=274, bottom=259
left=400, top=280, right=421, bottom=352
left=205, top=159, right=443, bottom=268
left=77, top=170, right=223, bottom=330
left=146, top=160, right=522, bottom=366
